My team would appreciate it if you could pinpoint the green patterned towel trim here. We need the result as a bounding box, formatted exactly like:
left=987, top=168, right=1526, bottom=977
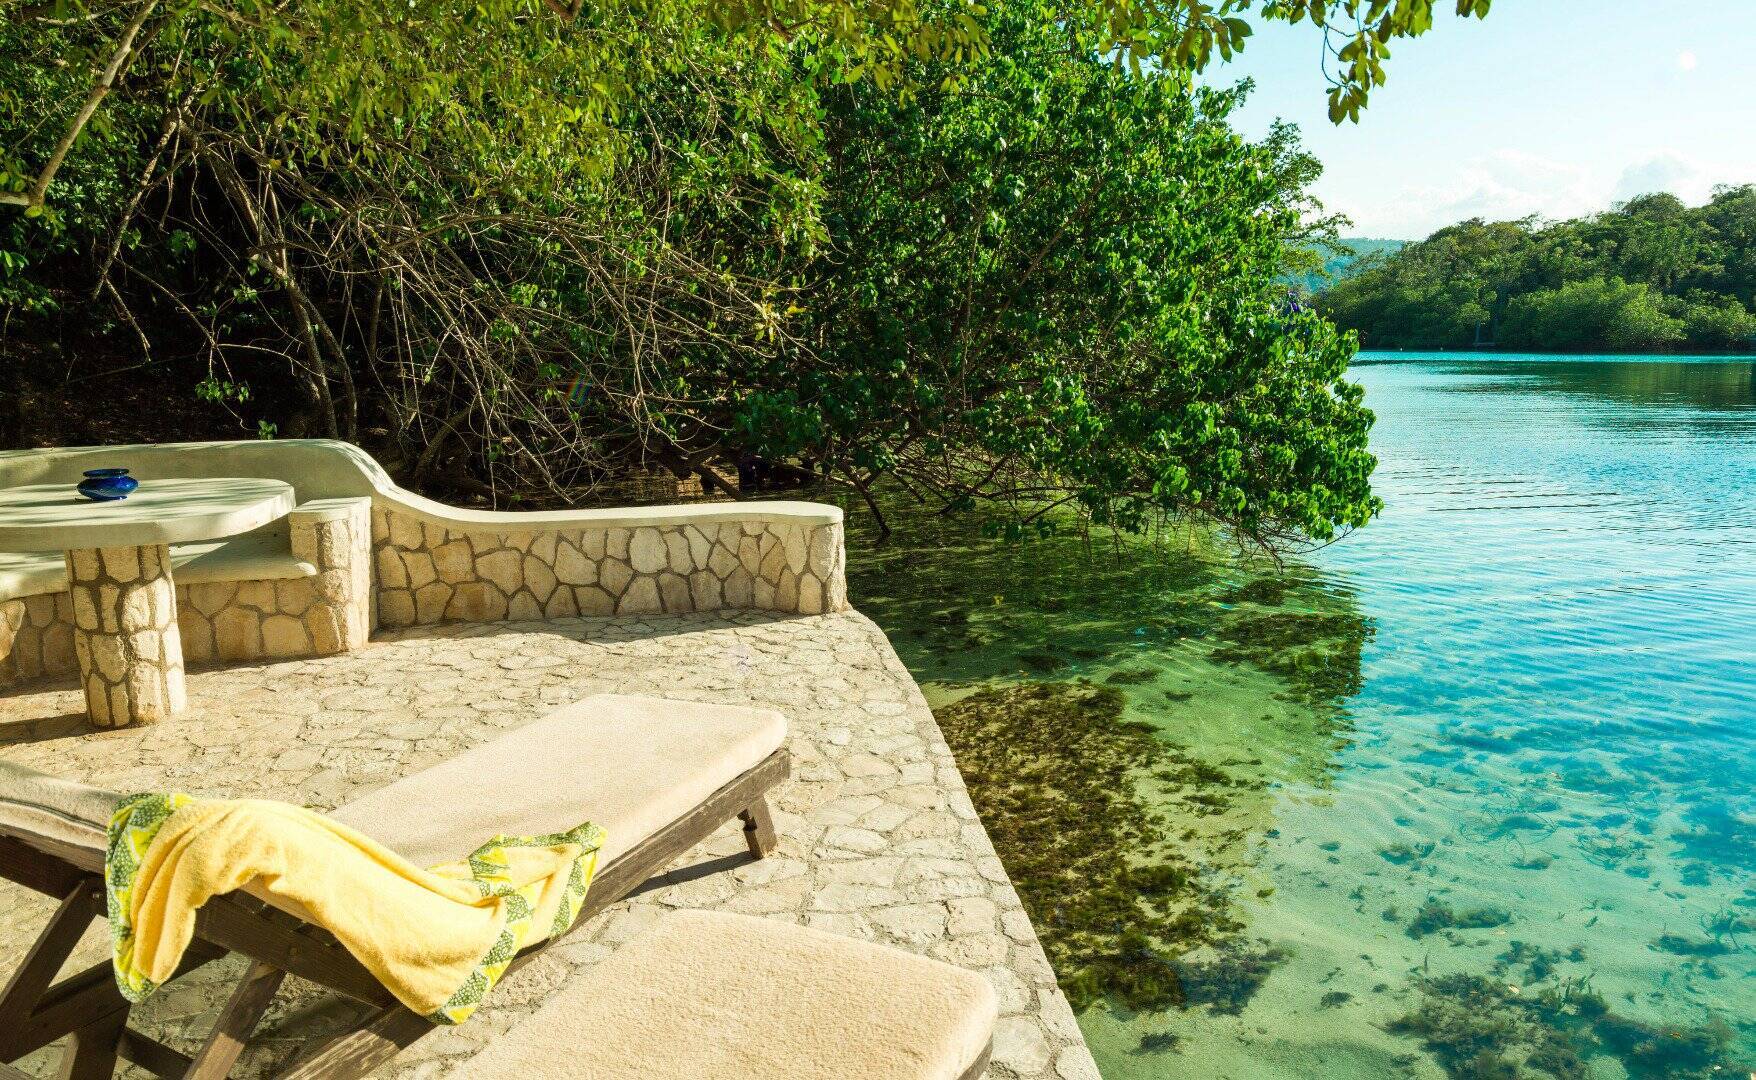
left=428, top=822, right=606, bottom=1025
left=107, top=792, right=195, bottom=1003
left=105, top=793, right=605, bottom=1024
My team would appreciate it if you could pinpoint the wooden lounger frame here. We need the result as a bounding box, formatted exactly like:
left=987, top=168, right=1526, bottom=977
left=0, top=750, right=787, bottom=1080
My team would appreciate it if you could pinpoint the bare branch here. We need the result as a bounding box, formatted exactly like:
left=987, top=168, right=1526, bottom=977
left=7, top=0, right=162, bottom=212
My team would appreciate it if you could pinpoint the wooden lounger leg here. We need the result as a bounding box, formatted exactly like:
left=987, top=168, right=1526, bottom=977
left=56, top=1008, right=125, bottom=1080
left=0, top=877, right=134, bottom=1079
left=0, top=880, right=104, bottom=1037
left=738, top=797, right=777, bottom=858
left=272, top=1002, right=432, bottom=1080
left=185, top=960, right=287, bottom=1080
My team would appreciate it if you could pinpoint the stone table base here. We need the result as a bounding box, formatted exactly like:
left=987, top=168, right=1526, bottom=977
left=66, top=543, right=186, bottom=726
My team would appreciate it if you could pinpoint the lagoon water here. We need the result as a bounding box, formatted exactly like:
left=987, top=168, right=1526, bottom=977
left=845, top=354, right=1756, bottom=1079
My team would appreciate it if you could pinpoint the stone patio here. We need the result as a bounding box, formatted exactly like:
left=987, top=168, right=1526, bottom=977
left=0, top=609, right=1099, bottom=1080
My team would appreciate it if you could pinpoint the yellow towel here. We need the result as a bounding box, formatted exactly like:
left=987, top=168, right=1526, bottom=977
left=106, top=793, right=603, bottom=1024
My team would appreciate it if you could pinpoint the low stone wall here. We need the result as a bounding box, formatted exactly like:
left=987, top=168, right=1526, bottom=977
left=0, top=594, right=76, bottom=688
left=2, top=434, right=848, bottom=688
left=372, top=507, right=848, bottom=627
left=2, top=502, right=845, bottom=687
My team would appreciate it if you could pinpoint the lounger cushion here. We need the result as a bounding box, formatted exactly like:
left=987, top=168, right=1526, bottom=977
left=0, top=757, right=117, bottom=851
left=329, top=694, right=786, bottom=869
left=461, top=910, right=998, bottom=1080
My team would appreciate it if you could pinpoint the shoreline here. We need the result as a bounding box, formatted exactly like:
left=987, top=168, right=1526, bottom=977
left=1352, top=349, right=1756, bottom=362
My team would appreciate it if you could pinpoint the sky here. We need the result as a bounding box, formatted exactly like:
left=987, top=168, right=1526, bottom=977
left=1207, top=0, right=1756, bottom=240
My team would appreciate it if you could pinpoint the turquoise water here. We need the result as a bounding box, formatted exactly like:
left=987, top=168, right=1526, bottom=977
left=846, top=353, right=1756, bottom=1079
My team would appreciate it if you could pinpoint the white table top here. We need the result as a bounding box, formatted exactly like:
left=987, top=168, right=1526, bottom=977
left=0, top=477, right=295, bottom=553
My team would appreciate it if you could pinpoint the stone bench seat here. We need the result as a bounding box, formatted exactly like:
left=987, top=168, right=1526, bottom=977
left=1, top=497, right=372, bottom=685
left=0, top=521, right=317, bottom=604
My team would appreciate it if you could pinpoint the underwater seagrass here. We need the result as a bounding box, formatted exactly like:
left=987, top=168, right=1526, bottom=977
left=1389, top=965, right=1751, bottom=1080
left=1208, top=610, right=1374, bottom=704
left=934, top=681, right=1285, bottom=1013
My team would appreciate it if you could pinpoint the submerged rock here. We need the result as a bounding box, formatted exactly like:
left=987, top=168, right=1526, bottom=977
left=1406, top=898, right=1513, bottom=939
left=1103, top=666, right=1160, bottom=685
left=1652, top=933, right=1731, bottom=957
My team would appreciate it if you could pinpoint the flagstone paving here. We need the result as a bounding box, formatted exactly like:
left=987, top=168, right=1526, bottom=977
left=0, top=609, right=1099, bottom=1080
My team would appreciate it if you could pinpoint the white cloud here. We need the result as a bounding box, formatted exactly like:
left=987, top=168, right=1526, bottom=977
left=1335, top=148, right=1756, bottom=238
left=1677, top=50, right=1698, bottom=71
left=1611, top=151, right=1724, bottom=205
left=1337, top=149, right=1605, bottom=237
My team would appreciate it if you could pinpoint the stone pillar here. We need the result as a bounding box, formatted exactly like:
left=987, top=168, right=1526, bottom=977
left=66, top=544, right=186, bottom=727
left=289, top=497, right=373, bottom=653
left=0, top=599, right=22, bottom=689
left=807, top=521, right=849, bottom=614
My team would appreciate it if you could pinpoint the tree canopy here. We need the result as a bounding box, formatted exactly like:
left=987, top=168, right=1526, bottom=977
left=743, top=8, right=1379, bottom=543
left=0, top=0, right=1409, bottom=549
left=1318, top=189, right=1756, bottom=352
left=0, top=0, right=1492, bottom=215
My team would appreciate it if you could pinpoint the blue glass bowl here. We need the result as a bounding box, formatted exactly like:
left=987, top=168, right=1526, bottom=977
left=77, top=468, right=139, bottom=502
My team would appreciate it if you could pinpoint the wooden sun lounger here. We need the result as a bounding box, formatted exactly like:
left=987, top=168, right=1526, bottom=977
left=0, top=694, right=788, bottom=1080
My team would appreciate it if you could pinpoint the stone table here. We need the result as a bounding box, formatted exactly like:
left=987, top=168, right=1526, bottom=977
left=0, top=478, right=294, bottom=726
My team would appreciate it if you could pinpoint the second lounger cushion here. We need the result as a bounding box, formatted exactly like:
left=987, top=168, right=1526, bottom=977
left=461, top=910, right=999, bottom=1080
left=329, top=694, right=786, bottom=869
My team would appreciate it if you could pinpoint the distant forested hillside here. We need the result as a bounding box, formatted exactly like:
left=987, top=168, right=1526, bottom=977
left=1317, top=188, right=1756, bottom=352
left=1286, top=238, right=1407, bottom=294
